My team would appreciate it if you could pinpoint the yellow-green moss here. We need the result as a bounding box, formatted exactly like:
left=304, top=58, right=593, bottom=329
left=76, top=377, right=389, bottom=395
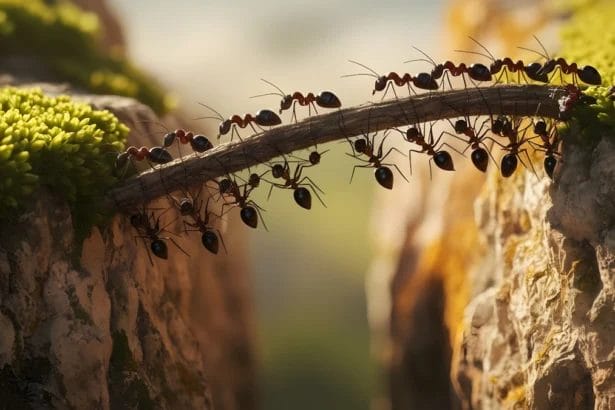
left=0, top=87, right=127, bottom=234
left=0, top=0, right=173, bottom=114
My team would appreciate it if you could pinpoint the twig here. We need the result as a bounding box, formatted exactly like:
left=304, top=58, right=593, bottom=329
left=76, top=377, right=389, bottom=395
left=106, top=84, right=568, bottom=210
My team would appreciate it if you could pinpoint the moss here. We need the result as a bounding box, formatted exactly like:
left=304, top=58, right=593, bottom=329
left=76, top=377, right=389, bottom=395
left=0, top=87, right=128, bottom=238
left=0, top=0, right=173, bottom=114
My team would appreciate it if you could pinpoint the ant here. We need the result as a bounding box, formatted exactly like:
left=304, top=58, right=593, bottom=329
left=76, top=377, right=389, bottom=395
left=115, top=145, right=173, bottom=171
left=130, top=207, right=188, bottom=264
left=518, top=36, right=602, bottom=85
left=401, top=121, right=456, bottom=178
left=216, top=174, right=267, bottom=230
left=252, top=79, right=341, bottom=122
left=455, top=36, right=548, bottom=84
left=405, top=46, right=493, bottom=90
left=163, top=128, right=213, bottom=153
left=528, top=119, right=560, bottom=178
left=443, top=116, right=496, bottom=172
left=265, top=155, right=326, bottom=210
left=342, top=60, right=438, bottom=99
left=196, top=103, right=282, bottom=141
left=171, top=192, right=226, bottom=255
left=490, top=117, right=535, bottom=177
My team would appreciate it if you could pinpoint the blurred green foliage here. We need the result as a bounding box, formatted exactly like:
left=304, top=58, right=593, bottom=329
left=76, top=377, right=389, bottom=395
left=0, top=0, right=173, bottom=114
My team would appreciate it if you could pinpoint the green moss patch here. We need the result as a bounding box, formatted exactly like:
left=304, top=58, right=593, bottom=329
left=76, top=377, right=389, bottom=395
left=0, top=87, right=127, bottom=236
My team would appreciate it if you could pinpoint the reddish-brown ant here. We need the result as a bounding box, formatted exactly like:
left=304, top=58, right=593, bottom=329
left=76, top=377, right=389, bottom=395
left=115, top=145, right=173, bottom=171
left=252, top=79, right=341, bottom=122
left=342, top=60, right=438, bottom=99
left=163, top=128, right=213, bottom=153
left=265, top=156, right=326, bottom=210
left=196, top=103, right=282, bottom=141
left=518, top=36, right=601, bottom=85
left=130, top=208, right=188, bottom=263
left=443, top=116, right=496, bottom=172
left=401, top=121, right=456, bottom=178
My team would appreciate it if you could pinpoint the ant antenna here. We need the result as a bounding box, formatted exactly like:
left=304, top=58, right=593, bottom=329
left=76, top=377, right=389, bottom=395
left=250, top=78, right=286, bottom=99
left=517, top=35, right=551, bottom=60
left=194, top=102, right=225, bottom=121
left=410, top=46, right=437, bottom=66
left=468, top=36, right=496, bottom=61
left=453, top=49, right=493, bottom=61
left=342, top=60, right=380, bottom=78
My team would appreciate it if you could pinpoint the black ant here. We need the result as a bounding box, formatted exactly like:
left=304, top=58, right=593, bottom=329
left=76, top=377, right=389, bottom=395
left=265, top=155, right=326, bottom=210
left=342, top=60, right=438, bottom=99
left=115, top=145, right=173, bottom=171
left=252, top=79, right=341, bottom=122
left=216, top=174, right=267, bottom=230
left=528, top=119, right=560, bottom=178
left=196, top=103, right=282, bottom=141
left=171, top=192, right=226, bottom=255
left=130, top=208, right=188, bottom=264
left=163, top=128, right=213, bottom=153
left=518, top=36, right=602, bottom=85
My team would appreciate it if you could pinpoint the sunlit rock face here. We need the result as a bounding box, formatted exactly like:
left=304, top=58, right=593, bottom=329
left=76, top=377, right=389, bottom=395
left=452, top=134, right=615, bottom=409
left=0, top=90, right=256, bottom=409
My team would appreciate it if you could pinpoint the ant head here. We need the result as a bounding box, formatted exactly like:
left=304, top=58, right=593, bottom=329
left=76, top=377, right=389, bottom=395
left=130, top=213, right=146, bottom=228
left=454, top=119, right=468, bottom=134
left=218, top=178, right=233, bottom=194
left=150, top=239, right=168, bottom=259
left=308, top=151, right=321, bottom=165
left=249, top=173, right=261, bottom=187
left=280, top=95, right=293, bottom=112
left=405, top=127, right=420, bottom=142
left=219, top=120, right=232, bottom=135
left=354, top=138, right=368, bottom=153
left=256, top=109, right=282, bottom=126
left=374, top=76, right=388, bottom=93
left=271, top=164, right=285, bottom=178
left=534, top=120, right=547, bottom=136
left=316, top=91, right=342, bottom=108
left=126, top=146, right=139, bottom=156
left=179, top=198, right=193, bottom=215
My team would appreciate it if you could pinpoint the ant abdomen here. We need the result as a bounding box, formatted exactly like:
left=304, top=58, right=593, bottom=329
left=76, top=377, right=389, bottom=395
left=468, top=63, right=492, bottom=82
left=579, top=65, right=602, bottom=85
left=201, top=231, right=219, bottom=254
left=150, top=240, right=168, bottom=259
left=148, top=146, right=173, bottom=164
left=316, top=91, right=342, bottom=108
left=471, top=149, right=489, bottom=172
left=293, top=187, right=312, bottom=209
left=255, top=109, right=282, bottom=126
left=374, top=166, right=393, bottom=190
left=434, top=151, right=455, bottom=171
left=544, top=156, right=557, bottom=179
left=240, top=206, right=258, bottom=228
left=501, top=154, right=518, bottom=177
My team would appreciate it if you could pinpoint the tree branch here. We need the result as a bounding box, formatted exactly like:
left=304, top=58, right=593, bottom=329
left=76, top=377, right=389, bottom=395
left=106, top=84, right=569, bottom=210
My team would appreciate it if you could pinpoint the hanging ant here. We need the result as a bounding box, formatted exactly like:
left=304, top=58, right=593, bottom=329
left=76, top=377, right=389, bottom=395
left=491, top=117, right=536, bottom=177
left=518, top=36, right=602, bottom=85
left=130, top=208, right=188, bottom=263
left=528, top=119, right=560, bottom=178
left=400, top=121, right=457, bottom=178
left=171, top=192, right=226, bottom=255
left=342, top=60, right=438, bottom=99
left=163, top=128, right=213, bottom=153
left=216, top=174, right=267, bottom=230
left=265, top=155, right=326, bottom=210
left=251, top=79, right=341, bottom=122
left=442, top=116, right=497, bottom=172
left=196, top=103, right=282, bottom=141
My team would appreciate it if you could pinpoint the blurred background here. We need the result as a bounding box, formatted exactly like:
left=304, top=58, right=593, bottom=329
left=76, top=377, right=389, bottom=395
left=106, top=1, right=445, bottom=409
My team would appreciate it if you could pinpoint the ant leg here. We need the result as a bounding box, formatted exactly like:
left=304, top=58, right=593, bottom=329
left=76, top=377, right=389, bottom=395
left=246, top=200, right=269, bottom=232
left=380, top=146, right=406, bottom=161
left=168, top=236, right=190, bottom=257
left=349, top=164, right=371, bottom=184
left=297, top=175, right=326, bottom=195
left=383, top=162, right=409, bottom=183
left=298, top=182, right=327, bottom=207
left=438, top=142, right=465, bottom=156
left=518, top=148, right=538, bottom=176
